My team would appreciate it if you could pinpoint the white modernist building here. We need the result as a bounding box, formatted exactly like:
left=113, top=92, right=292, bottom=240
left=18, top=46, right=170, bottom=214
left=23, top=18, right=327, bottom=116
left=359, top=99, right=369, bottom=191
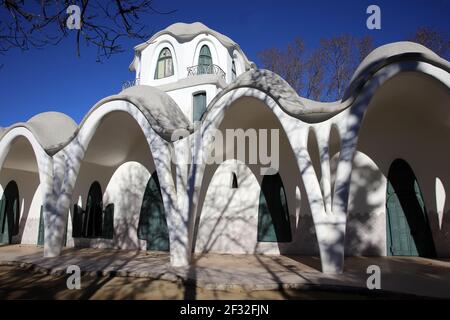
left=0, top=22, right=449, bottom=273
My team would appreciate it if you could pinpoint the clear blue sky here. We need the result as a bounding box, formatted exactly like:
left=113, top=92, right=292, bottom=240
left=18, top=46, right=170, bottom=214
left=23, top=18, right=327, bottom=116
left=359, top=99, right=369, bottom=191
left=0, top=0, right=448, bottom=126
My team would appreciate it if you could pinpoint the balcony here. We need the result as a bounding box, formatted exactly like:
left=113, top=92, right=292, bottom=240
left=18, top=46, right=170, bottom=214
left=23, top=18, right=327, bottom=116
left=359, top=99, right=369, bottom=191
left=187, top=64, right=226, bottom=81
left=122, top=78, right=140, bottom=90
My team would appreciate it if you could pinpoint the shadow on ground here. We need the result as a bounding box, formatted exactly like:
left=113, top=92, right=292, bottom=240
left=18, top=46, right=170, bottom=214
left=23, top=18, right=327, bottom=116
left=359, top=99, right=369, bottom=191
left=0, top=265, right=426, bottom=300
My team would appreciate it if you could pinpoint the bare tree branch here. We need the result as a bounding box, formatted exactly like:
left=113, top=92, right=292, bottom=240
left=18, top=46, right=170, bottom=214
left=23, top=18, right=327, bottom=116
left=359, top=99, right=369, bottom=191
left=304, top=48, right=325, bottom=100
left=258, top=37, right=305, bottom=94
left=0, top=0, right=176, bottom=60
left=411, top=26, right=450, bottom=59
left=257, top=34, right=375, bottom=101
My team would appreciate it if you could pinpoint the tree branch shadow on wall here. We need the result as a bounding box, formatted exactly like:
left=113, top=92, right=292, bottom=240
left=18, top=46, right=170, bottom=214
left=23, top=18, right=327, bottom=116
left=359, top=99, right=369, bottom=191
left=8, top=59, right=450, bottom=299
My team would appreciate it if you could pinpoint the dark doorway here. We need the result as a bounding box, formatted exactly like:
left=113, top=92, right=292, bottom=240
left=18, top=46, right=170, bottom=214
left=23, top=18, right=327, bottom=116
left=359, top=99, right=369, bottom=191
left=386, top=159, right=436, bottom=257
left=137, top=172, right=170, bottom=251
left=257, top=173, right=292, bottom=242
left=83, top=181, right=103, bottom=238
left=0, top=181, right=20, bottom=244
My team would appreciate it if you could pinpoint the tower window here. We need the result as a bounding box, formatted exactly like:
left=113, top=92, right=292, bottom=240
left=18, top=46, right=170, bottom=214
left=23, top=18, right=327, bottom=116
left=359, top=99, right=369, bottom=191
left=193, top=92, right=207, bottom=122
left=198, top=45, right=212, bottom=74
left=155, top=48, right=174, bottom=79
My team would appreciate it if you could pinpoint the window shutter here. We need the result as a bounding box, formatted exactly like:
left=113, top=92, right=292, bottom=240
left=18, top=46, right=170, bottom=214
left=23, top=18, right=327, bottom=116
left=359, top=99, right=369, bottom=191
left=193, top=92, right=207, bottom=122
left=257, top=173, right=292, bottom=242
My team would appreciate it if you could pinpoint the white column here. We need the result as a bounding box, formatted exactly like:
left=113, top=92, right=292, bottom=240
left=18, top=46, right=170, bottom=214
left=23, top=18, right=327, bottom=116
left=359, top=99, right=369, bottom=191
left=151, top=136, right=189, bottom=267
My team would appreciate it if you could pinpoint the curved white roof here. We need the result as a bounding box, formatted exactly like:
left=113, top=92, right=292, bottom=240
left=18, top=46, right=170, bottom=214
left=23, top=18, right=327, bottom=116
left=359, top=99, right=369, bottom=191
left=81, top=85, right=193, bottom=141
left=343, top=41, right=449, bottom=100
left=1, top=86, right=192, bottom=155
left=1, top=39, right=449, bottom=156
left=0, top=112, right=78, bottom=155
left=205, top=42, right=450, bottom=123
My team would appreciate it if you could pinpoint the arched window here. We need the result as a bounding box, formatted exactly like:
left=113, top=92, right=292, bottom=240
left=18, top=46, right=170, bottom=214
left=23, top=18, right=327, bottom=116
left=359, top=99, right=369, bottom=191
left=257, top=173, right=292, bottom=242
left=198, top=45, right=212, bottom=74
left=231, top=60, right=237, bottom=80
left=154, top=48, right=174, bottom=79
left=83, top=181, right=103, bottom=238
left=0, top=181, right=20, bottom=244
left=138, top=172, right=170, bottom=251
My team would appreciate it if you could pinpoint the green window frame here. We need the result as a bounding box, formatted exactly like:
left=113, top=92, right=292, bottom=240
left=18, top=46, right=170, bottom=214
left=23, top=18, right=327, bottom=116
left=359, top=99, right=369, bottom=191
left=198, top=45, right=212, bottom=74
left=137, top=172, right=170, bottom=251
left=257, top=173, right=292, bottom=242
left=154, top=48, right=174, bottom=79
left=193, top=92, right=207, bottom=122
left=386, top=159, right=436, bottom=257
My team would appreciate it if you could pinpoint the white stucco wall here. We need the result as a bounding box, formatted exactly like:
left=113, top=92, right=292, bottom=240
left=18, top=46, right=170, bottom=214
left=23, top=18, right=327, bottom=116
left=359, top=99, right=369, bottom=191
left=195, top=160, right=261, bottom=254
left=103, top=161, right=152, bottom=250
left=139, top=33, right=241, bottom=87
left=134, top=32, right=245, bottom=122
left=193, top=97, right=320, bottom=256
left=69, top=161, right=154, bottom=250
left=352, top=71, right=450, bottom=257
left=346, top=151, right=387, bottom=256
left=166, top=84, right=219, bottom=122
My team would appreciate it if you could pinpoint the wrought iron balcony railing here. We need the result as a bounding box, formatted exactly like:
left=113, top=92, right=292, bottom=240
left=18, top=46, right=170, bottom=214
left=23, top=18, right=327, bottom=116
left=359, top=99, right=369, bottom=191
left=122, top=78, right=140, bottom=90
left=187, top=64, right=226, bottom=80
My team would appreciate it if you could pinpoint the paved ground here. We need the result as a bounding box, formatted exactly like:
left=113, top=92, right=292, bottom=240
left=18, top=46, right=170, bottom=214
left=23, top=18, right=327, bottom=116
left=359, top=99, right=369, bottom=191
left=0, top=244, right=449, bottom=299
left=1, top=265, right=406, bottom=300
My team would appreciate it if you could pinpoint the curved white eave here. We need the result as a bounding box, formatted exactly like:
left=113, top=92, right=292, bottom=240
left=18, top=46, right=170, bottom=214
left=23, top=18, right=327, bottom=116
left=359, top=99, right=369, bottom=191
left=0, top=126, right=51, bottom=186
left=2, top=42, right=448, bottom=156
left=0, top=86, right=191, bottom=155
left=203, top=42, right=450, bottom=124
left=78, top=85, right=193, bottom=142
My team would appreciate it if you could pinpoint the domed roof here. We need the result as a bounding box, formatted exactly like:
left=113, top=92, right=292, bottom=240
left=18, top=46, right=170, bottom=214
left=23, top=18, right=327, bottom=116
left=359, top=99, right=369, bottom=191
left=27, top=112, right=78, bottom=152
left=0, top=111, right=78, bottom=155
left=82, top=85, right=192, bottom=141
left=129, top=22, right=255, bottom=71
